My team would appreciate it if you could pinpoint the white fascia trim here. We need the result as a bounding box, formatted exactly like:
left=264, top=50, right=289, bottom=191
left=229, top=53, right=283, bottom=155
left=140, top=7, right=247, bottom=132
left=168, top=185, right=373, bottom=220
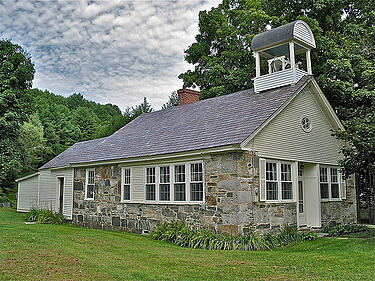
left=309, top=78, right=345, bottom=131
left=240, top=78, right=311, bottom=149
left=242, top=149, right=340, bottom=166
left=69, top=145, right=241, bottom=168
left=15, top=172, right=40, bottom=182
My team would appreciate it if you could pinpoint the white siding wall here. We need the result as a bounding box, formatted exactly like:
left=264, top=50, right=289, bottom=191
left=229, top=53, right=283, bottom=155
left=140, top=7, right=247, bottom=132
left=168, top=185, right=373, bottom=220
left=56, top=168, right=74, bottom=220
left=17, top=175, right=39, bottom=212
left=37, top=168, right=74, bottom=219
left=250, top=89, right=342, bottom=164
left=254, top=68, right=306, bottom=92
left=38, top=170, right=57, bottom=210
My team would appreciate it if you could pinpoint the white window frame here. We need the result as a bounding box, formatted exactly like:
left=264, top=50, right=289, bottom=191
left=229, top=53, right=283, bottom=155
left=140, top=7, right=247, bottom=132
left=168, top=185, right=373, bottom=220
left=319, top=165, right=341, bottom=201
left=85, top=168, right=95, bottom=200
left=265, top=161, right=294, bottom=203
left=142, top=161, right=204, bottom=204
left=145, top=167, right=157, bottom=202
left=159, top=166, right=171, bottom=202
left=121, top=168, right=131, bottom=202
left=190, top=163, right=204, bottom=203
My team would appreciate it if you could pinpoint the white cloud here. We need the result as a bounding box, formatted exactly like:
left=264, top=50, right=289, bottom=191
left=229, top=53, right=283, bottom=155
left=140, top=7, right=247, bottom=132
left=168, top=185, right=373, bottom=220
left=0, top=0, right=221, bottom=110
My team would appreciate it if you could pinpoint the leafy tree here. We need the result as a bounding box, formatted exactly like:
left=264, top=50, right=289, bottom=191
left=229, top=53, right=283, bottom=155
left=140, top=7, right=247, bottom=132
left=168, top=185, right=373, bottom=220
left=0, top=39, right=34, bottom=195
left=18, top=114, right=48, bottom=173
left=178, top=0, right=279, bottom=99
left=131, top=97, right=153, bottom=117
left=162, top=91, right=178, bottom=109
left=180, top=0, right=375, bottom=222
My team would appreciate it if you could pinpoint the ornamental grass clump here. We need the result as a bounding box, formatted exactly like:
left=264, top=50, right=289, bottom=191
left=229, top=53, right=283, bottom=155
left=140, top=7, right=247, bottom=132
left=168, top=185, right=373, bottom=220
left=151, top=221, right=315, bottom=251
left=25, top=208, right=65, bottom=224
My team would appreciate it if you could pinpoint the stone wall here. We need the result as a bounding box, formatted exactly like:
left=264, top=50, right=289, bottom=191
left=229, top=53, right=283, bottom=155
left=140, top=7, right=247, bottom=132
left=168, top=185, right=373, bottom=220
left=72, top=151, right=298, bottom=235
left=321, top=175, right=357, bottom=227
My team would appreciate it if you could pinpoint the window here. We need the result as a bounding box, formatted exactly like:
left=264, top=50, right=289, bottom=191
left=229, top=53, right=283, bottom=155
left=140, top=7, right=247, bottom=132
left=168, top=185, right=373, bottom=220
left=301, top=116, right=312, bottom=132
left=190, top=163, right=203, bottom=201
left=281, top=164, right=293, bottom=200
left=122, top=168, right=131, bottom=201
left=265, top=161, right=294, bottom=202
left=85, top=169, right=95, bottom=200
left=266, top=162, right=278, bottom=200
left=320, top=167, right=329, bottom=199
left=159, top=166, right=170, bottom=201
left=174, top=165, right=186, bottom=201
left=146, top=167, right=156, bottom=201
left=320, top=166, right=341, bottom=200
left=298, top=181, right=304, bottom=213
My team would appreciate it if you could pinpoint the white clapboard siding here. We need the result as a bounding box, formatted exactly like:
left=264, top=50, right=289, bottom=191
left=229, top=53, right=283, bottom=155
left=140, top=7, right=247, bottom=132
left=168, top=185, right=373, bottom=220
left=58, top=168, right=74, bottom=220
left=38, top=169, right=57, bottom=211
left=17, top=174, right=39, bottom=212
left=294, top=22, right=313, bottom=46
left=254, top=68, right=306, bottom=93
left=131, top=166, right=145, bottom=202
left=251, top=89, right=342, bottom=164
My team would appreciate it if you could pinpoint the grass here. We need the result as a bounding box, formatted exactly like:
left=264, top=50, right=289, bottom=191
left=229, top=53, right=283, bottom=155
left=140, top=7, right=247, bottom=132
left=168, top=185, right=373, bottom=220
left=0, top=208, right=374, bottom=280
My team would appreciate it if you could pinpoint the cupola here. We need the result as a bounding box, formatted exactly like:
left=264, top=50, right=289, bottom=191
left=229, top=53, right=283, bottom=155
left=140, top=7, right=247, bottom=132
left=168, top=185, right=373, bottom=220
left=251, top=20, right=316, bottom=93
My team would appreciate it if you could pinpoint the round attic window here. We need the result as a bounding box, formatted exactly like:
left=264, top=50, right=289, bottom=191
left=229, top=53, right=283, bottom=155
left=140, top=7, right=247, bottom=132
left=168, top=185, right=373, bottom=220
left=301, top=116, right=312, bottom=132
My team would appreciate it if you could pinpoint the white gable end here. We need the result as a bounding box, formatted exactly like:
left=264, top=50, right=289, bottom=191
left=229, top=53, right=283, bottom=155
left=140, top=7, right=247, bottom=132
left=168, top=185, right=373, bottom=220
left=247, top=86, right=343, bottom=165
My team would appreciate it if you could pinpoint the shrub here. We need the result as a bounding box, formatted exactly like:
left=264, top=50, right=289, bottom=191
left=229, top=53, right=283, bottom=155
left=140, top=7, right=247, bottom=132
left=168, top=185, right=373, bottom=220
left=325, top=224, right=369, bottom=236
left=25, top=208, right=65, bottom=224
left=151, top=221, right=308, bottom=251
left=300, top=231, right=318, bottom=241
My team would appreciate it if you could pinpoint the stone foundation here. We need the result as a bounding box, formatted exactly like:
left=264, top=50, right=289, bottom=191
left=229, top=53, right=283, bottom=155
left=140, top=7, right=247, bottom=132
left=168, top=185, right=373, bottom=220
left=72, top=151, right=356, bottom=234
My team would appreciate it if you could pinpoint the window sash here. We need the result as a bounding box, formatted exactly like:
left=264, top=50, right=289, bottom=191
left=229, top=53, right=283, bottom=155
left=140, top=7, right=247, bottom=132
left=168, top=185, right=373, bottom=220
left=265, top=162, right=293, bottom=201
left=159, top=184, right=170, bottom=201
left=123, top=185, right=130, bottom=201
left=174, top=183, right=186, bottom=201
left=86, top=169, right=95, bottom=199
left=146, top=184, right=156, bottom=201
left=320, top=166, right=341, bottom=200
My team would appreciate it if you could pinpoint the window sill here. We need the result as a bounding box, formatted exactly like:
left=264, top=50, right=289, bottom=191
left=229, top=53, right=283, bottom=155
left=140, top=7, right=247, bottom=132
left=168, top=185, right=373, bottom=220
left=321, top=199, right=341, bottom=202
left=265, top=200, right=295, bottom=204
left=84, top=198, right=94, bottom=201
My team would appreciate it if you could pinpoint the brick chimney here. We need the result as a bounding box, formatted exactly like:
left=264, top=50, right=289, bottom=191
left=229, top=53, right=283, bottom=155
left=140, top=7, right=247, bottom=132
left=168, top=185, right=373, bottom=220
left=177, top=89, right=200, bottom=105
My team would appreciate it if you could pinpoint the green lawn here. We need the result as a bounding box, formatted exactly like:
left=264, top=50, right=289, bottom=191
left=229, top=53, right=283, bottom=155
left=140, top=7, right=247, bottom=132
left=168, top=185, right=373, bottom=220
left=0, top=208, right=374, bottom=280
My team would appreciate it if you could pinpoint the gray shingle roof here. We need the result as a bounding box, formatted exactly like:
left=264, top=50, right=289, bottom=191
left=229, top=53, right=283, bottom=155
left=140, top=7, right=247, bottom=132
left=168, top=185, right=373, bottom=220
left=40, top=76, right=311, bottom=169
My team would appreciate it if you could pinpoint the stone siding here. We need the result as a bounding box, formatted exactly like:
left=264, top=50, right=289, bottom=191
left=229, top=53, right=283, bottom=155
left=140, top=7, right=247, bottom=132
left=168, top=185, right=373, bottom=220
left=321, top=175, right=357, bottom=227
left=72, top=151, right=356, bottom=234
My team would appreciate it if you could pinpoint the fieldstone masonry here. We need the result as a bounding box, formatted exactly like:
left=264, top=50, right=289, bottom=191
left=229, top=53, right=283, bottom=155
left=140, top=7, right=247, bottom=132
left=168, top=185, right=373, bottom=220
left=72, top=151, right=356, bottom=234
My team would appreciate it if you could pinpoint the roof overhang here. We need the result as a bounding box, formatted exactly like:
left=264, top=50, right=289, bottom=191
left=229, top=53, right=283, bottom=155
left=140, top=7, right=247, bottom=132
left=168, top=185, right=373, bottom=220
left=15, top=172, right=40, bottom=182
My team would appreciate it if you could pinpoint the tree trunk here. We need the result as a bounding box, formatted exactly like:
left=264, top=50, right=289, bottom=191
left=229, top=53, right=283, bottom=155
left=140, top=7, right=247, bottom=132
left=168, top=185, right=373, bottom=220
left=369, top=172, right=375, bottom=225
left=355, top=173, right=361, bottom=223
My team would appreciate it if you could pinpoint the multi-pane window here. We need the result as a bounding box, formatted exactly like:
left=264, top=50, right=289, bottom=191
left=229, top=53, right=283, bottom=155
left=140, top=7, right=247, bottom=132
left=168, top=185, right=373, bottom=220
left=159, top=166, right=170, bottom=201
left=320, top=167, right=340, bottom=200
left=331, top=168, right=339, bottom=199
left=320, top=167, right=329, bottom=199
left=190, top=163, right=203, bottom=201
left=265, top=161, right=294, bottom=202
left=281, top=164, right=293, bottom=200
left=123, top=168, right=131, bottom=201
left=174, top=165, right=186, bottom=201
left=86, top=169, right=95, bottom=200
left=146, top=167, right=156, bottom=201
left=266, top=162, right=278, bottom=200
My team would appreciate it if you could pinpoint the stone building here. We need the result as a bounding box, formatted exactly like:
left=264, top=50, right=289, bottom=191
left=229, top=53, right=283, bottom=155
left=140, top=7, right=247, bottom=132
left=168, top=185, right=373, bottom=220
left=16, top=20, right=356, bottom=234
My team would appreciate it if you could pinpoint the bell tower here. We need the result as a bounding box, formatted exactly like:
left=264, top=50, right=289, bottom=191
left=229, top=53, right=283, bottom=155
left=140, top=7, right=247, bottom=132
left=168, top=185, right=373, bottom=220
left=251, top=20, right=316, bottom=93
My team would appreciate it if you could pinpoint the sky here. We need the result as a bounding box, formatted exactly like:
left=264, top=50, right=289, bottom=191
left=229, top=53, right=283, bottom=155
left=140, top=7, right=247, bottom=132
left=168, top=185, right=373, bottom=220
left=0, top=0, right=221, bottom=110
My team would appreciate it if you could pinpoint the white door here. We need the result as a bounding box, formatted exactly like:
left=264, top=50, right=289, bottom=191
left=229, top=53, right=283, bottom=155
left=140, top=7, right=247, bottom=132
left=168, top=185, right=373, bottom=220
left=303, top=163, right=321, bottom=228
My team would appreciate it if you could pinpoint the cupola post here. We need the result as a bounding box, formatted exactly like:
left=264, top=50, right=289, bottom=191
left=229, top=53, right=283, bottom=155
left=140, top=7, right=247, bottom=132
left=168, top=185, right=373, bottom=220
left=251, top=20, right=316, bottom=93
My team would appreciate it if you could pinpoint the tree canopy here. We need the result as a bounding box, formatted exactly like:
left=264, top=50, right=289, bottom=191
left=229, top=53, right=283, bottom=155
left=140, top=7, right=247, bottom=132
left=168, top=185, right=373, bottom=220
left=0, top=39, right=35, bottom=196
left=179, top=0, right=375, bottom=222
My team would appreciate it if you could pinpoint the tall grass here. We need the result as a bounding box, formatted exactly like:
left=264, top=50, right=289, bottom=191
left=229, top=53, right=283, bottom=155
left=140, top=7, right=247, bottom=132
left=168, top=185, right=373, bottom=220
left=25, top=208, right=65, bottom=224
left=151, top=221, right=314, bottom=251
